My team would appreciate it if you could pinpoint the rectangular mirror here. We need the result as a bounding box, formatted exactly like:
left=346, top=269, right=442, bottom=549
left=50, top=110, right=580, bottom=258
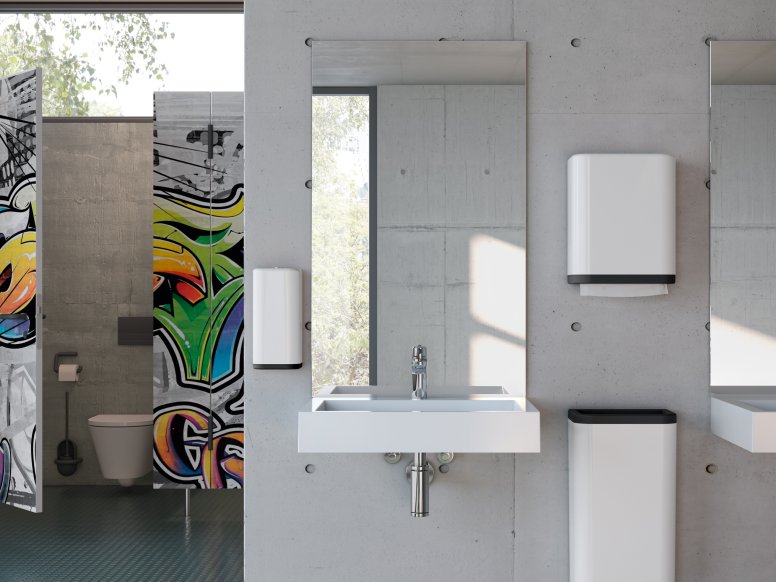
left=710, top=41, right=776, bottom=385
left=311, top=41, right=526, bottom=395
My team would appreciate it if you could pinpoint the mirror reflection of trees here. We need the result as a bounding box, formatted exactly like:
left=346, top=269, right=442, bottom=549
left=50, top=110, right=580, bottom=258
left=312, top=95, right=370, bottom=391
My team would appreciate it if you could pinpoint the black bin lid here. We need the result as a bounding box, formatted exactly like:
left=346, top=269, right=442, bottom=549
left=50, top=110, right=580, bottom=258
left=568, top=409, right=676, bottom=424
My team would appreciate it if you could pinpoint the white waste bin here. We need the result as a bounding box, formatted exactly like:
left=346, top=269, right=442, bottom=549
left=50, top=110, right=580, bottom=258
left=569, top=409, right=676, bottom=582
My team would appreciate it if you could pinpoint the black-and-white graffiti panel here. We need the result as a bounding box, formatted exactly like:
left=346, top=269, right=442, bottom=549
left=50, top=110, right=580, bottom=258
left=0, top=69, right=42, bottom=513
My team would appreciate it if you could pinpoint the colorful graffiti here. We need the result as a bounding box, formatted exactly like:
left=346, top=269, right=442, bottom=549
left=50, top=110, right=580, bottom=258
left=153, top=402, right=243, bottom=489
left=152, top=92, right=244, bottom=490
left=153, top=185, right=244, bottom=391
left=0, top=438, right=10, bottom=503
left=0, top=69, right=40, bottom=512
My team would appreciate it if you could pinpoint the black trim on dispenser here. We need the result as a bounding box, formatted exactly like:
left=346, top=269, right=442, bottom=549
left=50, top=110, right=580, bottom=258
left=568, top=409, right=677, bottom=424
left=253, top=363, right=303, bottom=370
left=567, top=274, right=676, bottom=284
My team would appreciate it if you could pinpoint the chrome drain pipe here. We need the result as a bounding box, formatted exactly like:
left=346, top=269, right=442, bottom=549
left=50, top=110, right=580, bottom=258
left=410, top=452, right=430, bottom=517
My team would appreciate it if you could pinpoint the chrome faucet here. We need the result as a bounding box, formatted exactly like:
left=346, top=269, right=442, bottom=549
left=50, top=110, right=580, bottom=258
left=410, top=344, right=430, bottom=517
left=411, top=345, right=427, bottom=400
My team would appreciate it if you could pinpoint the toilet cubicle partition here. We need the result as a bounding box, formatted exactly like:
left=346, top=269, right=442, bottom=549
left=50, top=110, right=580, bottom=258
left=0, top=69, right=44, bottom=513
left=152, top=92, right=245, bottom=490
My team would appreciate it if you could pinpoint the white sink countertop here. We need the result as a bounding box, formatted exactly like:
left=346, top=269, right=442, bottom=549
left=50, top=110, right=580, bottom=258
left=299, top=386, right=541, bottom=454
left=711, top=389, right=776, bottom=453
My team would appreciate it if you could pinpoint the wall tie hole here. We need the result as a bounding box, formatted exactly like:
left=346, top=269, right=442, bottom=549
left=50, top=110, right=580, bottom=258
left=571, top=38, right=581, bottom=48
left=705, top=463, right=718, bottom=474
left=305, top=464, right=316, bottom=474
left=571, top=322, right=582, bottom=332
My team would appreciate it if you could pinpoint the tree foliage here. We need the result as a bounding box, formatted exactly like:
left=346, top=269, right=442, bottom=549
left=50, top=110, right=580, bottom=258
left=0, top=13, right=171, bottom=116
left=312, top=95, right=370, bottom=390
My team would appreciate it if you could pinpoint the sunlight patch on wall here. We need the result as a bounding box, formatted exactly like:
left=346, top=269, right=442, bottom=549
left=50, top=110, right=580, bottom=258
left=711, top=316, right=776, bottom=385
left=469, top=233, right=526, bottom=341
left=468, top=332, right=525, bottom=394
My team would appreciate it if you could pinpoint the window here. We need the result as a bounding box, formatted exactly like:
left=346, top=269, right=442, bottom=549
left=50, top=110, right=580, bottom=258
left=311, top=90, right=374, bottom=391
left=0, top=11, right=243, bottom=116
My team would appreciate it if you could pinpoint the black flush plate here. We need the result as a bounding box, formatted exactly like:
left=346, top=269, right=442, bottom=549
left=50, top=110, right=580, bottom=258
left=117, top=316, right=153, bottom=346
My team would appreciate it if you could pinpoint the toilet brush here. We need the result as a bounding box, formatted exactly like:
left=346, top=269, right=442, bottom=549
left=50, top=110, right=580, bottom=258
left=54, top=390, right=82, bottom=476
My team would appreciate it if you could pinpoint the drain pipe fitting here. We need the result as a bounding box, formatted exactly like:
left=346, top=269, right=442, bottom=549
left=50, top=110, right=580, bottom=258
left=410, top=452, right=430, bottom=517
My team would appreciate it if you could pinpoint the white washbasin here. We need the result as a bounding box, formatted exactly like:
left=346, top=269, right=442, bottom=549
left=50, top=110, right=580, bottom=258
left=322, top=384, right=506, bottom=397
left=711, top=391, right=776, bottom=452
left=317, top=398, right=521, bottom=412
left=298, top=387, right=540, bottom=453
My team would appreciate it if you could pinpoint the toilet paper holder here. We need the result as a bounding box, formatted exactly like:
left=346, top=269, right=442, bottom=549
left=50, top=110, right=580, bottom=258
left=53, top=352, right=82, bottom=374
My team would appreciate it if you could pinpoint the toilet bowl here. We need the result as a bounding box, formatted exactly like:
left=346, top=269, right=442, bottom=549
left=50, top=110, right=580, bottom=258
left=88, top=414, right=153, bottom=487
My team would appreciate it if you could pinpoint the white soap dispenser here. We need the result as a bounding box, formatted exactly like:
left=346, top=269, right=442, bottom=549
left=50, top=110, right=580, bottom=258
left=252, top=268, right=303, bottom=369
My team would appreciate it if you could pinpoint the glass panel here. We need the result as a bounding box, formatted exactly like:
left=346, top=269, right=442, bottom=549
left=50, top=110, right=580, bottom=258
left=0, top=13, right=243, bottom=116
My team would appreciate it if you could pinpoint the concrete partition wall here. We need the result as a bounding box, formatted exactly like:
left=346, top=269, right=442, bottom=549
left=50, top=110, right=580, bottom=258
left=245, top=1, right=776, bottom=581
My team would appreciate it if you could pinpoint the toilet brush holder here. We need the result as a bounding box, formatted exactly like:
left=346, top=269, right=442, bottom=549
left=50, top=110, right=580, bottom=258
left=54, top=391, right=82, bottom=477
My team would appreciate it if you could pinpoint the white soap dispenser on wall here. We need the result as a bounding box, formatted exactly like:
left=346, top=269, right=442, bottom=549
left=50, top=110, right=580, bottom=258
left=567, top=153, right=676, bottom=297
left=252, top=268, right=303, bottom=369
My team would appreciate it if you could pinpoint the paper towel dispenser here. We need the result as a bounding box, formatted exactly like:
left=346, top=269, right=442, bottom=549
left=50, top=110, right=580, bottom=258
left=567, top=154, right=676, bottom=285
left=253, top=268, right=303, bottom=369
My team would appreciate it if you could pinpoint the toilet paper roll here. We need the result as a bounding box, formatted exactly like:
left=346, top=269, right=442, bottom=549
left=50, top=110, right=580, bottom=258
left=58, top=364, right=80, bottom=382
left=580, top=284, right=668, bottom=297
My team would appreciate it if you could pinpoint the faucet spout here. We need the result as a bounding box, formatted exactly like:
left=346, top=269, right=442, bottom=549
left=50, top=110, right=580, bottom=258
left=411, top=345, right=427, bottom=400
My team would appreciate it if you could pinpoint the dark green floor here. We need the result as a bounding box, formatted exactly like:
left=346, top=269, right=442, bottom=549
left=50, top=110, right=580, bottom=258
left=0, top=486, right=243, bottom=582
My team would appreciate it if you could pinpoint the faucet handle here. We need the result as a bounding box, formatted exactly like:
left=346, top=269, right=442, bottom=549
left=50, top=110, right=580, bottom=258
left=412, top=345, right=427, bottom=363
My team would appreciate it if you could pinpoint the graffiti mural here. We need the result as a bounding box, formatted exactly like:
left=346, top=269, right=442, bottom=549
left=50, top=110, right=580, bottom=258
left=153, top=92, right=244, bottom=489
left=153, top=402, right=243, bottom=489
left=0, top=69, right=42, bottom=512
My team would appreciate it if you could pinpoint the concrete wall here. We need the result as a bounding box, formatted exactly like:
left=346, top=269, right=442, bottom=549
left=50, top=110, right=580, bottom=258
left=42, top=121, right=153, bottom=485
left=245, top=1, right=776, bottom=581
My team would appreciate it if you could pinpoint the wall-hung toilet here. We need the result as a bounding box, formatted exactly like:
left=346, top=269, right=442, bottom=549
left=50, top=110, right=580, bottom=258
left=88, top=414, right=153, bottom=487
